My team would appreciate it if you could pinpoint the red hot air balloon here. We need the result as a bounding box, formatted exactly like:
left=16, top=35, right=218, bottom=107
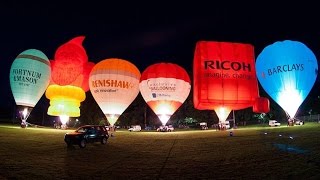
left=193, top=41, right=259, bottom=123
left=140, top=63, right=191, bottom=126
left=51, top=36, right=88, bottom=86
left=45, top=36, right=94, bottom=129
left=253, top=97, right=270, bottom=113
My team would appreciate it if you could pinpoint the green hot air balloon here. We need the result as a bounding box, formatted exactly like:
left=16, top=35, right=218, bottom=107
left=9, top=49, right=51, bottom=128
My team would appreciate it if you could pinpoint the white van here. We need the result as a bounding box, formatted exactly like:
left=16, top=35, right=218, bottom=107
left=225, top=120, right=231, bottom=129
left=128, top=125, right=142, bottom=132
left=269, top=120, right=281, bottom=127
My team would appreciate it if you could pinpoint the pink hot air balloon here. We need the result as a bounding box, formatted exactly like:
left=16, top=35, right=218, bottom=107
left=139, top=63, right=191, bottom=126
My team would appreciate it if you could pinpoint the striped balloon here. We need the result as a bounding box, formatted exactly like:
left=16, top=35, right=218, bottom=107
left=89, top=58, right=141, bottom=126
left=10, top=49, right=51, bottom=108
left=10, top=49, right=51, bottom=126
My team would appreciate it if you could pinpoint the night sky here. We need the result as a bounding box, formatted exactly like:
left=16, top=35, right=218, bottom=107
left=1, top=2, right=320, bottom=116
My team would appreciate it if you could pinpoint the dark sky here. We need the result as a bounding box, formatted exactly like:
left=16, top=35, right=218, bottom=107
left=1, top=2, right=320, bottom=113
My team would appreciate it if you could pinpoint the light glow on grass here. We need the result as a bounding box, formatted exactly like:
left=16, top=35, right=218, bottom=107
left=0, top=123, right=320, bottom=179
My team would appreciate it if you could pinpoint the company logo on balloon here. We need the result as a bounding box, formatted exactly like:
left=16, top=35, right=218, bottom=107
left=204, top=60, right=251, bottom=71
left=151, top=93, right=171, bottom=98
left=91, top=79, right=134, bottom=89
left=11, top=69, right=42, bottom=85
left=203, top=60, right=254, bottom=80
left=266, top=64, right=304, bottom=76
left=147, top=80, right=176, bottom=91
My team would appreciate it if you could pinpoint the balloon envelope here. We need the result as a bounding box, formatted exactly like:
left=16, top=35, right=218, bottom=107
left=45, top=36, right=93, bottom=120
left=10, top=49, right=51, bottom=108
left=256, top=40, right=318, bottom=118
left=45, top=85, right=85, bottom=117
left=139, top=63, right=191, bottom=125
left=51, top=36, right=88, bottom=86
left=89, top=58, right=141, bottom=126
left=253, top=97, right=270, bottom=113
left=193, top=41, right=259, bottom=122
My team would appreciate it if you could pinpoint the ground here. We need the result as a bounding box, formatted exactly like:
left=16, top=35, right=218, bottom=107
left=0, top=123, right=319, bottom=179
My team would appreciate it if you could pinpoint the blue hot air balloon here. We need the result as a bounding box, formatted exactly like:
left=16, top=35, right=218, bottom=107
left=9, top=49, right=51, bottom=127
left=256, top=40, right=318, bottom=120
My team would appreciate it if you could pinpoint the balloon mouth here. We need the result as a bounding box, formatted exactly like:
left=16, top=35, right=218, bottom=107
left=277, top=88, right=303, bottom=119
left=59, top=115, right=69, bottom=125
left=214, top=107, right=231, bottom=123
left=17, top=105, right=33, bottom=121
left=105, top=114, right=120, bottom=126
left=158, top=114, right=171, bottom=126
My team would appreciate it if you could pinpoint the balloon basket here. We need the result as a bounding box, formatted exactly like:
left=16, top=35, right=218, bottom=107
left=287, top=119, right=294, bottom=126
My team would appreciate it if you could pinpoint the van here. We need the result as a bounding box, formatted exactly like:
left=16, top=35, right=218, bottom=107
left=200, top=122, right=208, bottom=130
left=157, top=125, right=174, bottom=132
left=128, top=125, right=142, bottom=132
left=225, top=120, right=231, bottom=129
left=269, top=120, right=281, bottom=127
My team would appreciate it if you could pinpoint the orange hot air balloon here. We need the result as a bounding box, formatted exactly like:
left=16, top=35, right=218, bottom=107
left=89, top=58, right=141, bottom=126
left=193, top=41, right=259, bottom=123
left=139, top=63, right=191, bottom=126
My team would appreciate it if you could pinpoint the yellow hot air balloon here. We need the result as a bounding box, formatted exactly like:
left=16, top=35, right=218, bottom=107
left=89, top=58, right=141, bottom=127
left=45, top=85, right=86, bottom=117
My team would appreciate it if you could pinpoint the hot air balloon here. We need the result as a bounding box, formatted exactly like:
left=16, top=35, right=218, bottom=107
left=10, top=49, right=51, bottom=127
left=253, top=97, right=270, bottom=113
left=193, top=41, right=259, bottom=125
left=45, top=36, right=94, bottom=129
left=256, top=40, right=318, bottom=122
left=139, top=63, right=191, bottom=126
left=89, top=58, right=141, bottom=129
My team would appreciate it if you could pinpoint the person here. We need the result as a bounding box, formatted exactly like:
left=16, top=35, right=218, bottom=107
left=218, top=121, right=222, bottom=131
left=21, top=119, right=26, bottom=128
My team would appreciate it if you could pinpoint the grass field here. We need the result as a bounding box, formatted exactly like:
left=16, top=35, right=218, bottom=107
left=0, top=123, right=320, bottom=179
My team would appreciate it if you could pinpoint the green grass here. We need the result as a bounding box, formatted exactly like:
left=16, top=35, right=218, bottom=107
left=0, top=123, right=320, bottom=179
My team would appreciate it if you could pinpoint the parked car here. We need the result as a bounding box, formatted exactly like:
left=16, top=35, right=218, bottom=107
left=295, top=119, right=305, bottom=125
left=225, top=121, right=231, bottom=129
left=269, top=120, right=281, bottom=127
left=64, top=125, right=109, bottom=148
left=128, top=125, right=142, bottom=132
left=200, top=122, right=208, bottom=130
left=157, top=125, right=174, bottom=132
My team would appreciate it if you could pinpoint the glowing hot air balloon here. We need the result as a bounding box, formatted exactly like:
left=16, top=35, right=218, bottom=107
left=256, top=40, right=318, bottom=120
left=45, top=36, right=94, bottom=129
left=10, top=49, right=51, bottom=127
left=89, top=58, right=141, bottom=127
left=193, top=41, right=259, bottom=124
left=139, top=63, right=191, bottom=126
left=253, top=97, right=270, bottom=113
